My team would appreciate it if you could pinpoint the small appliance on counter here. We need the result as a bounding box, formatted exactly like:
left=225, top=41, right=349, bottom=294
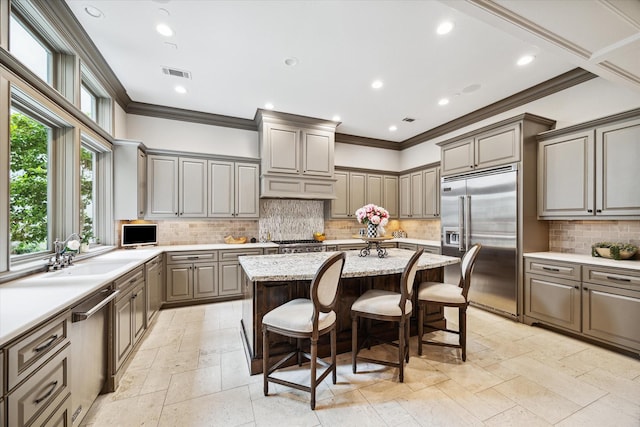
left=121, top=223, right=158, bottom=248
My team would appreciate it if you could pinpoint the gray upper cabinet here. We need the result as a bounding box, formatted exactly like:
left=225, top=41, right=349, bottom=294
left=114, top=140, right=146, bottom=220
left=179, top=157, right=208, bottom=218
left=329, top=170, right=397, bottom=219
left=538, top=111, right=640, bottom=219
left=147, top=155, right=179, bottom=218
left=399, top=166, right=438, bottom=219
left=441, top=124, right=521, bottom=176
left=208, top=160, right=259, bottom=218
left=538, top=131, right=594, bottom=217
left=257, top=110, right=338, bottom=199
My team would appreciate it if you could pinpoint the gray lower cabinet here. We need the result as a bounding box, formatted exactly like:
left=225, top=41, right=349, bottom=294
left=397, top=243, right=440, bottom=254
left=113, top=267, right=146, bottom=372
left=145, top=256, right=163, bottom=323
left=165, top=251, right=218, bottom=302
left=524, top=257, right=640, bottom=354
left=219, top=249, right=263, bottom=296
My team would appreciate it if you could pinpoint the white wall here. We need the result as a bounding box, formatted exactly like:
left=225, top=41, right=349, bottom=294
left=400, top=77, right=640, bottom=170
left=334, top=143, right=400, bottom=172
left=126, top=114, right=259, bottom=158
left=113, top=102, right=128, bottom=139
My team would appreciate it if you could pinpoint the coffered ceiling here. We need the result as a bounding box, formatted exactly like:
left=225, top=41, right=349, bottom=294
left=63, top=1, right=638, bottom=145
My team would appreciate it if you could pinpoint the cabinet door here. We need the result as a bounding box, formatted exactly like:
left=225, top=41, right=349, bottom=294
left=194, top=263, right=218, bottom=299
left=331, top=171, right=350, bottom=218
left=349, top=172, right=367, bottom=214
left=538, top=131, right=594, bottom=217
left=366, top=174, right=384, bottom=207
left=208, top=160, right=234, bottom=217
left=137, top=149, right=146, bottom=218
left=302, top=129, right=333, bottom=177
left=219, top=261, right=243, bottom=296
left=399, top=174, right=411, bottom=218
left=147, top=155, right=179, bottom=218
left=524, top=274, right=581, bottom=332
left=179, top=157, right=207, bottom=217
left=423, top=167, right=439, bottom=217
left=265, top=123, right=300, bottom=174
left=441, top=138, right=474, bottom=176
left=410, top=171, right=424, bottom=218
left=145, top=258, right=161, bottom=322
left=596, top=118, right=640, bottom=216
left=235, top=162, right=259, bottom=218
left=583, top=283, right=640, bottom=352
left=383, top=175, right=399, bottom=218
left=166, top=263, right=193, bottom=302
left=475, top=124, right=521, bottom=170
left=115, top=293, right=133, bottom=370
left=132, top=283, right=146, bottom=345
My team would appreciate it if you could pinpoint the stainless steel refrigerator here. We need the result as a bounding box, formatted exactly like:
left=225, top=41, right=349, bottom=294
left=441, top=164, right=519, bottom=317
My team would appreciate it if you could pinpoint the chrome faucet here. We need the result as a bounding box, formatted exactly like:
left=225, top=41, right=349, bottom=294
left=48, top=233, right=82, bottom=271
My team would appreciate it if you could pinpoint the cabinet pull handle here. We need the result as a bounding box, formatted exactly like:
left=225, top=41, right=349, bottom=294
left=34, top=381, right=58, bottom=404
left=34, top=335, right=58, bottom=353
left=542, top=266, right=560, bottom=272
left=583, top=287, right=589, bottom=291
left=606, top=275, right=631, bottom=282
left=587, top=209, right=593, bottom=213
left=596, top=209, right=602, bottom=213
left=574, top=286, right=579, bottom=289
left=187, top=256, right=199, bottom=260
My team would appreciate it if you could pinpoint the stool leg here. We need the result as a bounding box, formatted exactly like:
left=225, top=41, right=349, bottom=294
left=405, top=316, right=410, bottom=363
left=398, top=319, right=405, bottom=383
left=418, top=302, right=424, bottom=356
left=310, top=338, right=317, bottom=410
left=460, top=305, right=467, bottom=362
left=352, top=314, right=358, bottom=374
left=297, top=338, right=303, bottom=366
left=331, top=327, right=337, bottom=384
left=263, top=328, right=269, bottom=396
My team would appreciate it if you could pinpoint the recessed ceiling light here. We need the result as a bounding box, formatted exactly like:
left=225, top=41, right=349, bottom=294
left=517, top=55, right=535, bottom=66
left=284, top=57, right=299, bottom=67
left=158, top=8, right=170, bottom=16
left=84, top=6, right=103, bottom=18
left=174, top=85, right=187, bottom=94
left=265, top=103, right=274, bottom=110
left=164, top=42, right=178, bottom=50
left=332, top=115, right=341, bottom=122
left=462, top=83, right=481, bottom=93
left=436, top=21, right=454, bottom=35
left=371, top=80, right=383, bottom=89
left=156, top=23, right=174, bottom=37
left=389, top=125, right=397, bottom=132
left=438, top=98, right=450, bottom=106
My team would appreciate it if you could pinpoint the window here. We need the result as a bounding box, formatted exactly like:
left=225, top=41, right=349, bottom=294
left=80, top=84, right=97, bottom=120
left=81, top=65, right=112, bottom=132
left=9, top=14, right=52, bottom=84
left=81, top=145, right=97, bottom=245
left=9, top=111, right=51, bottom=256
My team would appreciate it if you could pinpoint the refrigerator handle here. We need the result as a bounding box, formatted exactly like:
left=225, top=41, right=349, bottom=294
left=465, top=195, right=471, bottom=251
left=458, top=196, right=465, bottom=252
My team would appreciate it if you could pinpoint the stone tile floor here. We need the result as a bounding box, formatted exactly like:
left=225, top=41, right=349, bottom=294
left=81, top=301, right=640, bottom=426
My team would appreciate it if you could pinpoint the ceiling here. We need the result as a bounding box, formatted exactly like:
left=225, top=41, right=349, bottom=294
left=64, top=0, right=639, bottom=143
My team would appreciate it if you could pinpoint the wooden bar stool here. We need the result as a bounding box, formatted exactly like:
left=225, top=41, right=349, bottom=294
left=262, top=251, right=346, bottom=410
left=351, top=249, right=423, bottom=382
left=417, top=243, right=481, bottom=361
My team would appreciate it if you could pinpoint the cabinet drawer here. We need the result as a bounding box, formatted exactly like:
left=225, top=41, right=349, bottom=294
left=7, top=314, right=69, bottom=391
left=32, top=391, right=71, bottom=427
left=336, top=244, right=365, bottom=251
left=419, top=245, right=441, bottom=255
left=8, top=345, right=70, bottom=427
left=219, top=249, right=262, bottom=261
left=524, top=258, right=581, bottom=281
left=583, top=266, right=640, bottom=289
left=114, top=266, right=144, bottom=294
left=398, top=243, right=417, bottom=251
left=166, top=251, right=218, bottom=264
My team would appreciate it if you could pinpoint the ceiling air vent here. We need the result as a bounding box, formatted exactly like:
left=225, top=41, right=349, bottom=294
left=162, top=67, right=192, bottom=79
left=402, top=117, right=416, bottom=123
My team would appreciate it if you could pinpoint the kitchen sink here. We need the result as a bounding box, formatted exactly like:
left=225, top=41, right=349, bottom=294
left=50, top=260, right=133, bottom=276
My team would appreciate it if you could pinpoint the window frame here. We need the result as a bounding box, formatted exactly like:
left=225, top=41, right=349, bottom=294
left=8, top=13, right=53, bottom=85
left=81, top=64, right=113, bottom=133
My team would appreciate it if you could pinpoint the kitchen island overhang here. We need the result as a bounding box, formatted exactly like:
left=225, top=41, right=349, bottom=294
left=239, top=249, right=460, bottom=375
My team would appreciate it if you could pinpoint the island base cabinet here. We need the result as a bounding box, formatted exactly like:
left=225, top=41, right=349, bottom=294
left=582, top=283, right=640, bottom=353
left=524, top=274, right=581, bottom=332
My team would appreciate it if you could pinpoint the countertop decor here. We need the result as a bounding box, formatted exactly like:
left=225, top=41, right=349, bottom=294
left=355, top=203, right=389, bottom=237
left=591, top=242, right=638, bottom=260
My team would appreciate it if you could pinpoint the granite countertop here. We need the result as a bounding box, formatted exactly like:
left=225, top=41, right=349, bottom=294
left=239, top=248, right=459, bottom=282
left=525, top=252, right=640, bottom=272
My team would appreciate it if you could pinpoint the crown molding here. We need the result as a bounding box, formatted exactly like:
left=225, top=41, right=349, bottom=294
left=127, top=101, right=256, bottom=131
left=334, top=133, right=400, bottom=150
left=401, top=68, right=596, bottom=149
left=536, top=106, right=640, bottom=141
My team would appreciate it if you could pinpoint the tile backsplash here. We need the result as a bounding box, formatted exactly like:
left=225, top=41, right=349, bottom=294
left=549, top=220, right=640, bottom=255
left=135, top=220, right=259, bottom=246
left=259, top=199, right=324, bottom=241
left=323, top=218, right=441, bottom=241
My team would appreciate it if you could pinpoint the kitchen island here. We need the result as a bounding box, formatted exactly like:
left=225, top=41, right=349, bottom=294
left=239, top=248, right=460, bottom=374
